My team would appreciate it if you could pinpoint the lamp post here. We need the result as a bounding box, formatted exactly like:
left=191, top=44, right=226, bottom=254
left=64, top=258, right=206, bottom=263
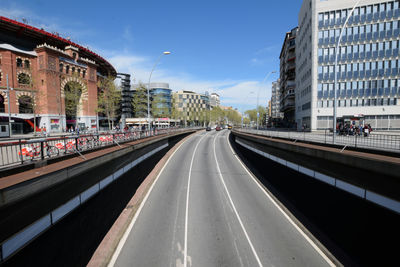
left=6, top=74, right=12, bottom=137
left=333, top=0, right=362, bottom=143
left=147, top=51, right=171, bottom=131
left=256, top=71, right=276, bottom=130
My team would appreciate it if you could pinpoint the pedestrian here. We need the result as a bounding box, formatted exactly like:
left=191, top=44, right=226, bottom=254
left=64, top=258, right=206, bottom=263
left=364, top=124, right=369, bottom=137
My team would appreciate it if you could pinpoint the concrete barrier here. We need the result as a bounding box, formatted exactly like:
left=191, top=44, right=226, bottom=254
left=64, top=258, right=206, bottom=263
left=231, top=130, right=400, bottom=213
left=0, top=130, right=195, bottom=262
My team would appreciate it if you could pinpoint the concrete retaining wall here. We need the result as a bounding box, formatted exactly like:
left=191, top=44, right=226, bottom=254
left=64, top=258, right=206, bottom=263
left=231, top=130, right=400, bottom=212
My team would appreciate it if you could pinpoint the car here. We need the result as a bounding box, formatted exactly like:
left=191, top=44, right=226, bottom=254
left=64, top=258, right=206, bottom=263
left=228, top=125, right=232, bottom=130
left=206, top=127, right=211, bottom=131
left=216, top=126, right=221, bottom=131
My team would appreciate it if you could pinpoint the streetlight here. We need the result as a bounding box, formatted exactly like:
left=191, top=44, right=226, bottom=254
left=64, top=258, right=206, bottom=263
left=147, top=51, right=171, bottom=131
left=256, top=71, right=276, bottom=130
left=333, top=0, right=362, bottom=143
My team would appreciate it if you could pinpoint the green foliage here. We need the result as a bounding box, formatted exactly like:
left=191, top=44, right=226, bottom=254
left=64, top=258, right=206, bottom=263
left=97, top=76, right=121, bottom=130
left=244, top=105, right=267, bottom=126
left=132, top=83, right=148, bottom=118
left=152, top=93, right=170, bottom=118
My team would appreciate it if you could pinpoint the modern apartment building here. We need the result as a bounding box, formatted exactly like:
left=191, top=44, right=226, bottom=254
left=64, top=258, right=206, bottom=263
left=172, top=90, right=210, bottom=125
left=297, top=0, right=400, bottom=130
left=132, top=82, right=172, bottom=118
left=210, top=93, right=220, bottom=108
left=271, top=79, right=284, bottom=119
left=279, top=27, right=298, bottom=127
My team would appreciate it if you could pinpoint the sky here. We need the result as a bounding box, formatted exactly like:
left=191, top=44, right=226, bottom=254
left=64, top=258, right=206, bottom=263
left=1, top=0, right=302, bottom=112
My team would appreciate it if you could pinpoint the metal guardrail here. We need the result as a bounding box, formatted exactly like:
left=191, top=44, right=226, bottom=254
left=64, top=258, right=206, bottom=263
left=0, top=127, right=201, bottom=170
left=236, top=128, right=400, bottom=153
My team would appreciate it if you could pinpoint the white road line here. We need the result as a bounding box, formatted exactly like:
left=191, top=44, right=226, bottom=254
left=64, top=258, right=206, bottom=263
left=184, top=132, right=207, bottom=267
left=225, top=132, right=337, bottom=267
left=213, top=131, right=263, bottom=267
left=107, top=133, right=195, bottom=267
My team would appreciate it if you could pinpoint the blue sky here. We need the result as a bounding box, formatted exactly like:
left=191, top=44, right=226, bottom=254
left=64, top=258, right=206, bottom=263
left=1, top=0, right=302, bottom=112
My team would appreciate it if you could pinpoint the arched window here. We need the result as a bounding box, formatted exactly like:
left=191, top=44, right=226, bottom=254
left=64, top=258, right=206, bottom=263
left=66, top=66, right=69, bottom=74
left=24, top=60, right=30, bottom=69
left=72, top=67, right=75, bottom=73
left=16, top=58, right=23, bottom=68
left=59, top=63, right=64, bottom=73
left=18, top=95, right=33, bottom=114
left=18, top=73, right=30, bottom=85
left=0, top=95, right=4, bottom=113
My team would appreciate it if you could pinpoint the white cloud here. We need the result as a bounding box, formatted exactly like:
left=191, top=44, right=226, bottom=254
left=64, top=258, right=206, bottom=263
left=106, top=51, right=274, bottom=110
left=1, top=5, right=274, bottom=112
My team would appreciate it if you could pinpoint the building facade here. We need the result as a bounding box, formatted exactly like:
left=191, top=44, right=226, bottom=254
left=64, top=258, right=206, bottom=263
left=0, top=16, right=116, bottom=134
left=210, top=92, right=220, bottom=108
left=297, top=0, right=400, bottom=130
left=279, top=27, right=298, bottom=127
left=271, top=79, right=284, bottom=119
left=172, top=90, right=210, bottom=125
left=131, top=82, right=172, bottom=118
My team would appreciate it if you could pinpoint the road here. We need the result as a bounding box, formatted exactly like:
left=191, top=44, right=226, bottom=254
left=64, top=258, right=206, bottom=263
left=110, top=130, right=336, bottom=267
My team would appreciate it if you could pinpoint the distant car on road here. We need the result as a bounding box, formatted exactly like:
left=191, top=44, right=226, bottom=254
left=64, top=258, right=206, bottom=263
left=216, top=126, right=221, bottom=131
left=228, top=125, right=232, bottom=130
left=206, top=127, right=211, bottom=131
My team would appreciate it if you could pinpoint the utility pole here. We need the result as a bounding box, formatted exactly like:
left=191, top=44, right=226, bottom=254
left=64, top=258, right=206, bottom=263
left=6, top=74, right=12, bottom=137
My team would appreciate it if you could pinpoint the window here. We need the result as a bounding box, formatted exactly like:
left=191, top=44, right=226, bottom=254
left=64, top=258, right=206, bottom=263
left=378, top=61, right=383, bottom=70
left=16, top=58, right=23, bottom=68
left=66, top=66, right=69, bottom=74
left=354, top=7, right=360, bottom=16
left=380, top=3, right=386, bottom=12
left=367, top=5, right=372, bottom=15
left=366, top=24, right=372, bottom=33
left=341, top=9, right=347, bottom=19
left=360, top=44, right=364, bottom=53
left=379, top=22, right=385, bottom=32
left=360, top=6, right=366, bottom=15
left=379, top=42, right=384, bottom=51
left=372, top=23, right=378, bottom=33
left=347, top=45, right=352, bottom=55
left=359, top=62, right=364, bottom=71
left=373, top=4, right=379, bottom=14
left=82, top=70, right=86, bottom=78
left=59, top=63, right=63, bottom=73
left=353, top=45, right=359, bottom=54
left=24, top=60, right=30, bottom=69
left=18, top=95, right=33, bottom=113
left=18, top=73, right=30, bottom=84
left=318, top=13, right=323, bottom=23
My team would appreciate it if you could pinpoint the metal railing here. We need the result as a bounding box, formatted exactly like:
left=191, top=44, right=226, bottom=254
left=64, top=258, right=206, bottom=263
left=0, top=127, right=201, bottom=170
left=236, top=128, right=400, bottom=153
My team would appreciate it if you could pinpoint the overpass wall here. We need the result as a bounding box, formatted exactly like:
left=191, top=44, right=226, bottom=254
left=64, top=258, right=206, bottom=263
left=231, top=130, right=400, bottom=214
left=0, top=131, right=194, bottom=262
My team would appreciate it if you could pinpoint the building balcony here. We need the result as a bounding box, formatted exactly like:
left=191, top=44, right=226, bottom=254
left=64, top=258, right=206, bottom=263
left=280, top=100, right=295, bottom=112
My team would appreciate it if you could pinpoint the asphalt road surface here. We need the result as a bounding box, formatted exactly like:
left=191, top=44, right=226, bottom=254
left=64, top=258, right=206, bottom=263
left=110, top=130, right=336, bottom=267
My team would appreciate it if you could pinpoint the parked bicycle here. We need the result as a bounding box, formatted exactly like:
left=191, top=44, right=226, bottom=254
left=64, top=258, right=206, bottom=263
left=19, top=142, right=59, bottom=161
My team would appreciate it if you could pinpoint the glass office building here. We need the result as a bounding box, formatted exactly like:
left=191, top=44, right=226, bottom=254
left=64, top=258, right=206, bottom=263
left=297, top=0, right=400, bottom=130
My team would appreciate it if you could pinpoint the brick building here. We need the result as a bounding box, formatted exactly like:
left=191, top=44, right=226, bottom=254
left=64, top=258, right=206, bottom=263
left=0, top=16, right=116, bottom=134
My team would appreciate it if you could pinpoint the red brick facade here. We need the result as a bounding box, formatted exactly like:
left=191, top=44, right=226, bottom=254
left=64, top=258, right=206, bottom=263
left=0, top=16, right=116, bottom=134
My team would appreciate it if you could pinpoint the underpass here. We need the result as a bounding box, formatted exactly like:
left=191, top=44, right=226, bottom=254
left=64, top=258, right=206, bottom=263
left=0, top=128, right=398, bottom=266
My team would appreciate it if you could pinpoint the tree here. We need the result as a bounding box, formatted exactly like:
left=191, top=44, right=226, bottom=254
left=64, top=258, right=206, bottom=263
left=97, top=76, right=121, bottom=130
left=152, top=93, right=169, bottom=118
left=244, top=105, right=267, bottom=127
left=132, top=83, right=148, bottom=118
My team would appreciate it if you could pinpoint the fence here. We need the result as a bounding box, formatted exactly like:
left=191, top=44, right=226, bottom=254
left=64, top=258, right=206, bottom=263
left=236, top=128, right=400, bottom=153
left=0, top=127, right=199, bottom=170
